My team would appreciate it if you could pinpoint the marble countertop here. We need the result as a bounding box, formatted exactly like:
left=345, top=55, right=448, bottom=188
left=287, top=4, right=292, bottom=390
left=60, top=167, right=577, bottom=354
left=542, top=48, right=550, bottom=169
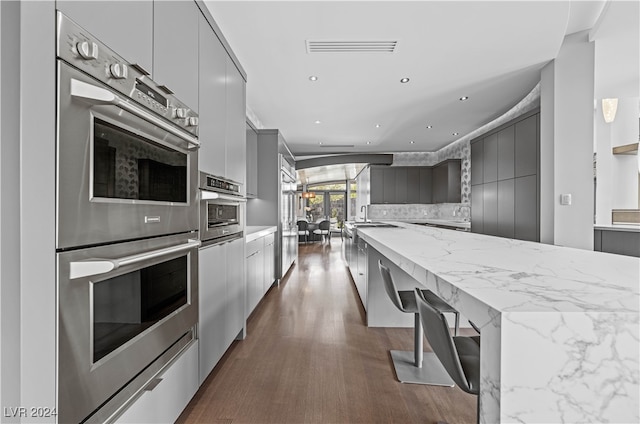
left=594, top=224, right=640, bottom=232
left=357, top=222, right=639, bottom=314
left=355, top=221, right=639, bottom=423
left=245, top=226, right=277, bottom=242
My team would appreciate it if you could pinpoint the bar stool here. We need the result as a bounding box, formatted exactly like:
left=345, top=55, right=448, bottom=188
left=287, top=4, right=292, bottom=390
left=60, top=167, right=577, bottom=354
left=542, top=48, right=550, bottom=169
left=378, top=260, right=458, bottom=386
left=415, top=288, right=481, bottom=423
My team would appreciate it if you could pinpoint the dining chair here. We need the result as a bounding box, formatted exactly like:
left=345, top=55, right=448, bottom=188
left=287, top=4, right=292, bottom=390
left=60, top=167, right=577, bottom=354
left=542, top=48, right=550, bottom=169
left=296, top=220, right=310, bottom=243
left=313, top=220, right=331, bottom=243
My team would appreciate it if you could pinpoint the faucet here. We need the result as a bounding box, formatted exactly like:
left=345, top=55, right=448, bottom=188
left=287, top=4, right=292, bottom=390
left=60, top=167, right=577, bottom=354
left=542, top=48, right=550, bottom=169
left=360, top=205, right=369, bottom=222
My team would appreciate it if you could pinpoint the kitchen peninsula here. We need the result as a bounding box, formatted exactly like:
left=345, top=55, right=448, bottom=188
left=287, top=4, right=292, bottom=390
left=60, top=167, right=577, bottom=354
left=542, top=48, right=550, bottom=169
left=354, top=222, right=639, bottom=423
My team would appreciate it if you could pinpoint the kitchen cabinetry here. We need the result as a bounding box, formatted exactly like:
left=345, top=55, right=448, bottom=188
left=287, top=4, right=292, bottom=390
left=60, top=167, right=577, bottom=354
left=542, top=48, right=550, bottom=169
left=594, top=228, right=640, bottom=257
left=370, top=163, right=455, bottom=204
left=245, top=230, right=277, bottom=317
left=225, top=56, right=247, bottom=187
left=246, top=123, right=258, bottom=197
left=57, top=1, right=153, bottom=73
left=432, top=160, right=462, bottom=203
left=115, top=341, right=199, bottom=424
left=198, top=16, right=247, bottom=189
left=153, top=0, right=199, bottom=110
left=355, top=237, right=368, bottom=308
left=198, top=237, right=245, bottom=384
left=471, top=110, right=539, bottom=241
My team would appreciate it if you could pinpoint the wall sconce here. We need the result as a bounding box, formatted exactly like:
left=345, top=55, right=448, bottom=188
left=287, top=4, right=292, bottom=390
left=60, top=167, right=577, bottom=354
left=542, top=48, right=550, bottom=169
left=602, top=98, right=618, bottom=123
left=301, top=192, right=316, bottom=199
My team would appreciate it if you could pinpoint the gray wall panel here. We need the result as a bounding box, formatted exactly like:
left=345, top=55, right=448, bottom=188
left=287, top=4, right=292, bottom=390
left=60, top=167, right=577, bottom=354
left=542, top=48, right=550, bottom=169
left=483, top=182, right=498, bottom=236
left=407, top=168, right=421, bottom=203
left=483, top=133, right=498, bottom=183
left=471, top=185, right=484, bottom=234
left=497, top=126, right=515, bottom=180
left=419, top=168, right=433, bottom=203
left=471, top=140, right=483, bottom=186
left=515, top=114, right=538, bottom=177
left=395, top=167, right=408, bottom=204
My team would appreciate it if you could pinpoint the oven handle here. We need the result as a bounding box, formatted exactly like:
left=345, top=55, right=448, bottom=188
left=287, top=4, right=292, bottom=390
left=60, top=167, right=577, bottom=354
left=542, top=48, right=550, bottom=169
left=69, top=239, right=201, bottom=280
left=70, top=78, right=200, bottom=149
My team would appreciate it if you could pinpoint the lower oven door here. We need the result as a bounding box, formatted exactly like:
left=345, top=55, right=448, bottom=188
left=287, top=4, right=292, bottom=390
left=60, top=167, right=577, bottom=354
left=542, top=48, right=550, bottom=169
left=57, top=233, right=199, bottom=424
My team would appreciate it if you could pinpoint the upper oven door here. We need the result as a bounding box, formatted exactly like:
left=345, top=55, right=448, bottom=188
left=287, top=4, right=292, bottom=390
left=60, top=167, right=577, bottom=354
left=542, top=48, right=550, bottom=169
left=57, top=61, right=199, bottom=249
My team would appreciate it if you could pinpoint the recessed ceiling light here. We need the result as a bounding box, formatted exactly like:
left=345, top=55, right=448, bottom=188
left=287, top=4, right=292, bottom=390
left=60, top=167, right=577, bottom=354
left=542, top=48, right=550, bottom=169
left=400, top=78, right=410, bottom=83
left=409, top=140, right=415, bottom=144
left=375, top=124, right=381, bottom=128
left=459, top=96, right=469, bottom=101
left=366, top=141, right=372, bottom=145
left=314, top=120, right=321, bottom=124
left=426, top=125, right=433, bottom=129
left=452, top=132, right=459, bottom=136
left=309, top=76, right=318, bottom=81
left=318, top=141, right=323, bottom=145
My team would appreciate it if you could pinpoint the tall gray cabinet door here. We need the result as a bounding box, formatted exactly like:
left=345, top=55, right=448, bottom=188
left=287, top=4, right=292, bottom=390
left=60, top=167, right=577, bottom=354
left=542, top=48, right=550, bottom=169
left=431, top=162, right=449, bottom=203
left=471, top=185, right=484, bottom=233
left=383, top=168, right=396, bottom=203
left=419, top=168, right=433, bottom=203
left=226, top=238, right=245, bottom=343
left=514, top=175, right=538, bottom=242
left=471, top=140, right=484, bottom=186
left=225, top=56, right=247, bottom=186
left=515, top=115, right=538, bottom=177
left=153, top=0, right=199, bottom=111
left=483, top=182, right=498, bottom=236
left=395, top=168, right=408, bottom=203
left=497, top=179, right=515, bottom=238
left=483, top=134, right=498, bottom=183
left=57, top=1, right=153, bottom=72
left=198, top=16, right=227, bottom=177
left=245, top=124, right=258, bottom=197
left=407, top=168, right=421, bottom=203
left=497, top=126, right=515, bottom=180
left=447, top=160, right=462, bottom=202
left=370, top=167, right=384, bottom=204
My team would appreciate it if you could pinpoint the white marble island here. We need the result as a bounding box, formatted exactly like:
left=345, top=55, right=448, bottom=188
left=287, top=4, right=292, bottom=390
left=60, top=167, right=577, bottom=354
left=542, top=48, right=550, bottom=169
left=356, top=222, right=639, bottom=423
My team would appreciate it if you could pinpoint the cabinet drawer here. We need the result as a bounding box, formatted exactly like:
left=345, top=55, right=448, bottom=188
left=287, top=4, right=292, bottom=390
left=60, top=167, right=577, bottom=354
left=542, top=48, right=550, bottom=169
left=115, top=341, right=199, bottom=423
left=264, top=233, right=275, bottom=246
left=246, top=238, right=263, bottom=257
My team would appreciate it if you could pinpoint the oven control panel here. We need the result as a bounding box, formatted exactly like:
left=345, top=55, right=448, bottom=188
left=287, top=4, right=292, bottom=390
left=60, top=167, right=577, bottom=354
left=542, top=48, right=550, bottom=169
left=199, top=172, right=242, bottom=196
left=56, top=11, right=199, bottom=137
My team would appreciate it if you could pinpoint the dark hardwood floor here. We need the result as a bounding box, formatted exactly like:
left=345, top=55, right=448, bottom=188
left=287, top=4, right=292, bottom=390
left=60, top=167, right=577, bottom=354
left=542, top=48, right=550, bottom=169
left=177, top=241, right=476, bottom=424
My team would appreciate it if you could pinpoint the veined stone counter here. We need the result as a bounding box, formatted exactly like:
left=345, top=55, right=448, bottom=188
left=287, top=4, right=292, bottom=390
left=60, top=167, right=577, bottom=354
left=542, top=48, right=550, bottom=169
left=356, top=222, right=639, bottom=424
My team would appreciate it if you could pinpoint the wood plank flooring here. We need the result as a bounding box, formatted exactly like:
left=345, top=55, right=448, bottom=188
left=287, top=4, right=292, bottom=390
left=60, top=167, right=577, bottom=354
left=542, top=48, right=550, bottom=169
left=177, top=242, right=477, bottom=424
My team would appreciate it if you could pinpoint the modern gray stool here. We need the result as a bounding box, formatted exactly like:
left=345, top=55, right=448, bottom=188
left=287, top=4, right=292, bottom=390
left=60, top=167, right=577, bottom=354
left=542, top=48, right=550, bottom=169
left=415, top=288, right=481, bottom=423
left=378, top=260, right=457, bottom=386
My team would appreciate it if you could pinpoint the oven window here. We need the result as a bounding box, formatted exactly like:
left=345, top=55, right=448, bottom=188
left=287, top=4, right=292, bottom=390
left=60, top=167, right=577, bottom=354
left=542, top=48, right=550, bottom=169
left=207, top=204, right=239, bottom=227
left=92, top=256, right=188, bottom=362
left=93, top=118, right=188, bottom=202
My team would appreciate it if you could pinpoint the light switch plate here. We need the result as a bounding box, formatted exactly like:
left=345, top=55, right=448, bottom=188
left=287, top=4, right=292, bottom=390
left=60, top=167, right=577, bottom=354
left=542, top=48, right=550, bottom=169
left=560, top=194, right=572, bottom=205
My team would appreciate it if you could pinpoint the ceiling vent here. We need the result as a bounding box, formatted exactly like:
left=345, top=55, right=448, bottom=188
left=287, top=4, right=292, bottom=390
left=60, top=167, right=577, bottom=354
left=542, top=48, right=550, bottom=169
left=306, top=40, right=398, bottom=53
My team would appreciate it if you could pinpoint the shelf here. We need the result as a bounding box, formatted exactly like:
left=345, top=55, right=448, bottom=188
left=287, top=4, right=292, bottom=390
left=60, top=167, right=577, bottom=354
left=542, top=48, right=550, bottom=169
left=612, top=142, right=638, bottom=155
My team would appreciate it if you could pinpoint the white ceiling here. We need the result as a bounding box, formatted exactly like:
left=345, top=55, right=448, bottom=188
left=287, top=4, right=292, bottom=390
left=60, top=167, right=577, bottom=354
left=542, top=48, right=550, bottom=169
left=205, top=1, right=606, bottom=157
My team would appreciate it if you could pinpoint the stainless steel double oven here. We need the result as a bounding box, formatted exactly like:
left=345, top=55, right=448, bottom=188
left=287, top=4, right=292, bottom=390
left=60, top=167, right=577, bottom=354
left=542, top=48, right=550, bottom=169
left=56, top=12, right=200, bottom=423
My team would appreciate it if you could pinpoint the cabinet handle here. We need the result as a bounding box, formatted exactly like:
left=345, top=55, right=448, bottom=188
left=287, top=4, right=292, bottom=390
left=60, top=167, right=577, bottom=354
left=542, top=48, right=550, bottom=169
left=144, top=378, right=163, bottom=392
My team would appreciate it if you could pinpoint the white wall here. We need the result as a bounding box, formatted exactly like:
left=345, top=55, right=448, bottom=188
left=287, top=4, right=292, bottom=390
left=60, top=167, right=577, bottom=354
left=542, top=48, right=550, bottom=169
left=540, top=31, right=595, bottom=250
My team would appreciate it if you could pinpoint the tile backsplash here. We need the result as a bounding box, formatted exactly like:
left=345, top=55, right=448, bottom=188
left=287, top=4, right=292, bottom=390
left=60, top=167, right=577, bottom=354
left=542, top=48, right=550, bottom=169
left=368, top=203, right=470, bottom=221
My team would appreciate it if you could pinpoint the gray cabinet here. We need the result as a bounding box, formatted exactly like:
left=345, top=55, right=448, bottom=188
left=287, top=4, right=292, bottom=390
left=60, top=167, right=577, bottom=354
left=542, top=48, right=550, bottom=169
left=497, top=179, right=515, bottom=238
left=246, top=123, right=258, bottom=197
left=471, top=110, right=540, bottom=241
left=594, top=229, right=640, bottom=257
left=483, top=182, right=498, bottom=236
left=198, top=14, right=227, bottom=177
left=471, top=185, right=484, bottom=233
left=57, top=1, right=153, bottom=73
left=419, top=168, right=433, bottom=203
left=497, top=127, right=515, bottom=180
left=153, top=0, right=199, bottom=111
left=514, top=175, right=538, bottom=242
left=432, top=160, right=461, bottom=204
left=198, top=237, right=246, bottom=384
left=369, top=164, right=453, bottom=204
left=515, top=114, right=538, bottom=177
left=245, top=232, right=276, bottom=317
left=198, top=243, right=228, bottom=383
left=471, top=140, right=484, bottom=186
left=483, top=133, right=498, bottom=183
left=225, top=56, right=247, bottom=188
